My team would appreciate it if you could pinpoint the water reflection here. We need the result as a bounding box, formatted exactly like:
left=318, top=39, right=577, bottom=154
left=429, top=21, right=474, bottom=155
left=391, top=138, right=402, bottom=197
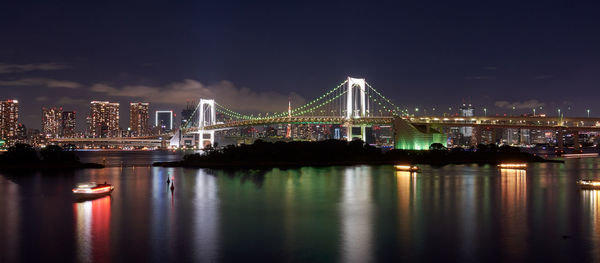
left=582, top=190, right=600, bottom=261
left=340, top=166, right=373, bottom=263
left=500, top=168, right=527, bottom=260
left=0, top=179, right=20, bottom=263
left=395, top=171, right=416, bottom=256
left=193, top=170, right=219, bottom=262
left=395, top=171, right=416, bottom=231
left=3, top=154, right=600, bottom=262
left=74, top=196, right=112, bottom=263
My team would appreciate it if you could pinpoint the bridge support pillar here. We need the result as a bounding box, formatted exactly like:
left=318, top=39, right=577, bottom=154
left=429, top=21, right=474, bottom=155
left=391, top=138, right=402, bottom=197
left=345, top=123, right=368, bottom=142
left=557, top=129, right=564, bottom=153
left=345, top=122, right=352, bottom=141
left=361, top=125, right=367, bottom=142
left=198, top=130, right=215, bottom=149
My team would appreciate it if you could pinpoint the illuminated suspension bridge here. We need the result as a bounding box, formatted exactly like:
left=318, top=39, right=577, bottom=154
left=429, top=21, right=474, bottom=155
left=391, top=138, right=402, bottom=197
left=174, top=76, right=600, bottom=151
left=176, top=77, right=409, bottom=147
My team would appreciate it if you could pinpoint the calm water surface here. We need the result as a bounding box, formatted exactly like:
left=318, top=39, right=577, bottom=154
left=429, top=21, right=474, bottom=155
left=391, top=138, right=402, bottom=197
left=2, top=152, right=600, bottom=262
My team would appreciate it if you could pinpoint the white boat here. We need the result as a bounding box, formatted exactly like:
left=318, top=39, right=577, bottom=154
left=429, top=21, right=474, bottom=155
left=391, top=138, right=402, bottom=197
left=72, top=182, right=114, bottom=200
left=576, top=179, right=600, bottom=190
left=562, top=153, right=599, bottom=158
left=395, top=165, right=419, bottom=172
left=498, top=163, right=527, bottom=169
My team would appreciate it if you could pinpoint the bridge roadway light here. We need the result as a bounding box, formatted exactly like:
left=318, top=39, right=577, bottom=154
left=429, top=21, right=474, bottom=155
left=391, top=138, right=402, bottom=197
left=484, top=108, right=487, bottom=116
left=587, top=109, right=590, bottom=118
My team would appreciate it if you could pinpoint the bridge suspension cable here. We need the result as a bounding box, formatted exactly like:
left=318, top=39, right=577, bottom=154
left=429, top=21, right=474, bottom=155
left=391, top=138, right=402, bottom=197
left=195, top=79, right=405, bottom=125
left=212, top=80, right=349, bottom=120
left=181, top=100, right=201, bottom=129
left=365, top=82, right=406, bottom=116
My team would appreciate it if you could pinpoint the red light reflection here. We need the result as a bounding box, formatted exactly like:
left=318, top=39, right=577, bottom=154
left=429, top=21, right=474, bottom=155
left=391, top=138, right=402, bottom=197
left=74, top=196, right=111, bottom=263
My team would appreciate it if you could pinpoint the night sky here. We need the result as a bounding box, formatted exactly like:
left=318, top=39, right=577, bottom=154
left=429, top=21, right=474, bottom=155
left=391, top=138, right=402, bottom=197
left=1, top=1, right=600, bottom=129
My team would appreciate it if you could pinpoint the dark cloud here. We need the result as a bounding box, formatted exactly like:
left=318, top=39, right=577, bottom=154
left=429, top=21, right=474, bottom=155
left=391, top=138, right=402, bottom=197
left=0, top=63, right=69, bottom=74
left=57, top=96, right=88, bottom=105
left=0, top=78, right=81, bottom=88
left=495, top=99, right=545, bottom=110
left=90, top=79, right=306, bottom=113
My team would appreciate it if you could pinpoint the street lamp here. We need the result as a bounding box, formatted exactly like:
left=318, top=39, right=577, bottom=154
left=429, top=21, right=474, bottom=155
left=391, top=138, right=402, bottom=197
left=512, top=106, right=516, bottom=116
left=558, top=109, right=561, bottom=117
left=483, top=108, right=487, bottom=116
left=533, top=108, right=536, bottom=116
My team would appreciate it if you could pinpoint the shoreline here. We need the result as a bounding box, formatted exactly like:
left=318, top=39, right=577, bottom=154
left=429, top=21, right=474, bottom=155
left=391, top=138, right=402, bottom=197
left=153, top=140, right=567, bottom=169
left=154, top=158, right=563, bottom=169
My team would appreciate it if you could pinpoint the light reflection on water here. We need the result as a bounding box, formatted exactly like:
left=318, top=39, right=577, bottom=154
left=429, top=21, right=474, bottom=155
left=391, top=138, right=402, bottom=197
left=582, top=189, right=600, bottom=262
left=500, top=168, right=527, bottom=262
left=193, top=170, right=219, bottom=262
left=2, top=152, right=600, bottom=262
left=74, top=196, right=111, bottom=263
left=340, top=166, right=373, bottom=263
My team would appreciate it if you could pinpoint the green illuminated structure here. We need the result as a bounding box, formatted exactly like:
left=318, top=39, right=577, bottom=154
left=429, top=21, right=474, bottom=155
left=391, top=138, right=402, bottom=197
left=392, top=117, right=445, bottom=150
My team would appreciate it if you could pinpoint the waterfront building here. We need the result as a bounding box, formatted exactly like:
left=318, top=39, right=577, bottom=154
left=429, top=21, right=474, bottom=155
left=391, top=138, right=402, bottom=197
left=0, top=100, right=19, bottom=142
left=129, top=102, right=149, bottom=136
left=89, top=101, right=120, bottom=138
left=26, top=128, right=45, bottom=146
left=42, top=107, right=62, bottom=138
left=16, top=123, right=27, bottom=143
left=61, top=111, right=76, bottom=137
left=460, top=103, right=474, bottom=137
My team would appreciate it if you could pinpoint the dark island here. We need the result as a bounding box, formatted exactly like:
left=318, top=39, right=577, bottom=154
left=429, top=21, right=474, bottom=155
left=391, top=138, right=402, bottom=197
left=154, top=139, right=562, bottom=168
left=0, top=144, right=104, bottom=170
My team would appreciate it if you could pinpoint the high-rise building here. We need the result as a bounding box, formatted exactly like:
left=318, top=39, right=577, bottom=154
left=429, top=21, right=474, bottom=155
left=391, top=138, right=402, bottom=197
left=460, top=103, right=474, bottom=137
left=61, top=111, right=76, bottom=137
left=42, top=107, right=63, bottom=138
left=16, top=123, right=27, bottom=142
left=129, top=102, right=149, bottom=136
left=0, top=100, right=19, bottom=141
left=155, top=110, right=173, bottom=131
left=89, top=101, right=120, bottom=138
left=181, top=101, right=196, bottom=127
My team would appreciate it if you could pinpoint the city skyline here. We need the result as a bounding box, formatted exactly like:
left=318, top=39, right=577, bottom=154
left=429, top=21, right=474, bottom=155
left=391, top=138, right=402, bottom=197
left=2, top=1, right=600, bottom=129
left=0, top=95, right=595, bottom=132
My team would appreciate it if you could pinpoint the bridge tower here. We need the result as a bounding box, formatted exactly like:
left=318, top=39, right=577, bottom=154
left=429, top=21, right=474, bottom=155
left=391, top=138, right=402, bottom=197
left=345, top=77, right=369, bottom=141
left=346, top=77, right=367, bottom=119
left=198, top=99, right=216, bottom=148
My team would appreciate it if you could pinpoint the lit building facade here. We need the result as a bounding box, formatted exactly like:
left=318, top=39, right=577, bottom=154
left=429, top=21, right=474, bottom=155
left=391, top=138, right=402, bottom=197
left=61, top=111, right=76, bottom=137
left=42, top=107, right=63, bottom=138
left=0, top=100, right=19, bottom=142
left=459, top=103, right=474, bottom=137
left=129, top=102, right=149, bottom=136
left=89, top=101, right=120, bottom=138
